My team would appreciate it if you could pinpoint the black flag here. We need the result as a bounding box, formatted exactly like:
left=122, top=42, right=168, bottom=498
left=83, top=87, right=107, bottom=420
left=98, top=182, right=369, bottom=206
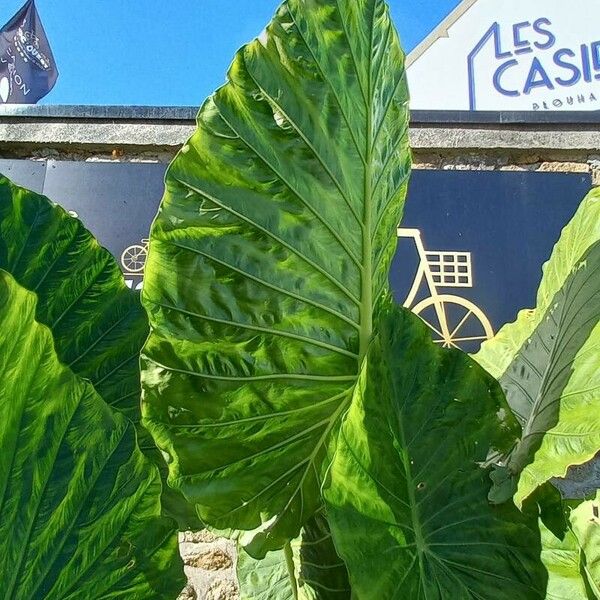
left=0, top=0, right=57, bottom=104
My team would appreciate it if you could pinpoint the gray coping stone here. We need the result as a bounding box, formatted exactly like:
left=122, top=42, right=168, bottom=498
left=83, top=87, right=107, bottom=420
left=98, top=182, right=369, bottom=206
left=0, top=104, right=597, bottom=124
left=410, top=127, right=600, bottom=152
left=0, top=104, right=199, bottom=120
left=0, top=105, right=596, bottom=152
left=0, top=121, right=195, bottom=148
left=0, top=120, right=597, bottom=153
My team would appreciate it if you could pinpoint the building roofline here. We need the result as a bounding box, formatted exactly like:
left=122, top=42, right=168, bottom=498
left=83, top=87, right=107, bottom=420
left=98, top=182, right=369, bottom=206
left=407, top=0, right=479, bottom=67
left=0, top=104, right=597, bottom=125
left=0, top=104, right=199, bottom=121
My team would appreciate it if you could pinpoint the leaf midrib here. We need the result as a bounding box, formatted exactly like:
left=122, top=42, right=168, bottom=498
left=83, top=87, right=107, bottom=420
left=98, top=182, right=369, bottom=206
left=509, top=249, right=600, bottom=446
left=358, top=2, right=376, bottom=364
left=148, top=2, right=408, bottom=545
left=521, top=259, right=596, bottom=439
left=384, top=344, right=430, bottom=599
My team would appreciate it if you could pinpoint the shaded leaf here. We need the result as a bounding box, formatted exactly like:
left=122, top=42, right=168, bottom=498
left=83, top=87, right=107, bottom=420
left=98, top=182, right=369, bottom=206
left=237, top=511, right=350, bottom=599
left=0, top=270, right=184, bottom=599
left=298, top=512, right=350, bottom=599
left=540, top=492, right=600, bottom=599
left=323, top=304, right=546, bottom=599
left=523, top=483, right=570, bottom=541
left=141, top=0, right=410, bottom=554
left=474, top=189, right=600, bottom=506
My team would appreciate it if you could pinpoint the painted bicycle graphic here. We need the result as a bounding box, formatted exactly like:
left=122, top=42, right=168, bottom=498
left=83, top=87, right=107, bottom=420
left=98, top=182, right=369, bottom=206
left=121, top=239, right=149, bottom=275
left=398, top=228, right=494, bottom=351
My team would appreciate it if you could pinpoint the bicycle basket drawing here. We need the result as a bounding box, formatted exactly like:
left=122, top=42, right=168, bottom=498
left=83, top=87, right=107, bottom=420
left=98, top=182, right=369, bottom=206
left=425, top=251, right=473, bottom=287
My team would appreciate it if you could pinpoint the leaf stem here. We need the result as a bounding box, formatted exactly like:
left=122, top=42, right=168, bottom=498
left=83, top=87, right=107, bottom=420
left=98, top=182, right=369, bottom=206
left=284, top=541, right=299, bottom=600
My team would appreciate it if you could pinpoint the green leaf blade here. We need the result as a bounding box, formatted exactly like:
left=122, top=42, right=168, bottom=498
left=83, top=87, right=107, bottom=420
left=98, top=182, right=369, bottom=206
left=0, top=270, right=184, bottom=600
left=323, top=305, right=546, bottom=599
left=237, top=545, right=301, bottom=600
left=0, top=176, right=148, bottom=419
left=540, top=492, right=600, bottom=600
left=142, top=0, right=410, bottom=553
left=474, top=189, right=600, bottom=505
left=0, top=175, right=200, bottom=530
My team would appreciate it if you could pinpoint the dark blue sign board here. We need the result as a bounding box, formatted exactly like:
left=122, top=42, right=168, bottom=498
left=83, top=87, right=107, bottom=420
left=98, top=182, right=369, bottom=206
left=42, top=160, right=165, bottom=287
left=392, top=170, right=591, bottom=351
left=0, top=159, right=592, bottom=352
left=0, top=157, right=45, bottom=192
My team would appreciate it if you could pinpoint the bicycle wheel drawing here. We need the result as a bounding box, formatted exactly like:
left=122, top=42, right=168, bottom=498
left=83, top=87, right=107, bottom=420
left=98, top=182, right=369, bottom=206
left=412, top=294, right=494, bottom=352
left=121, top=244, right=148, bottom=273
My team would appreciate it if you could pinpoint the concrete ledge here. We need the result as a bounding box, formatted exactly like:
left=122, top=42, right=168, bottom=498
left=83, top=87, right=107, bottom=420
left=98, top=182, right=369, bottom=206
left=0, top=121, right=195, bottom=150
left=0, top=120, right=596, bottom=154
left=411, top=126, right=600, bottom=152
left=0, top=107, right=597, bottom=185
left=0, top=106, right=596, bottom=155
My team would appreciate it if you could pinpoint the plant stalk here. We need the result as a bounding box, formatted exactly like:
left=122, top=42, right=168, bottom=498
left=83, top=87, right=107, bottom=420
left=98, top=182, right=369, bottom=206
left=283, top=541, right=299, bottom=600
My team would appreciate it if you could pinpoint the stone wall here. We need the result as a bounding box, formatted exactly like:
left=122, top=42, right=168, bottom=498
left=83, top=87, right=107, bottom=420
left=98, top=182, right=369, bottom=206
left=178, top=531, right=238, bottom=600
left=413, top=150, right=600, bottom=186
left=4, top=145, right=599, bottom=187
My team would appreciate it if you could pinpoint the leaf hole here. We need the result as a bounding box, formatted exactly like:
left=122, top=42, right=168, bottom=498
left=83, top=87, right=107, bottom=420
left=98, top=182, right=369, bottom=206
left=417, top=482, right=426, bottom=491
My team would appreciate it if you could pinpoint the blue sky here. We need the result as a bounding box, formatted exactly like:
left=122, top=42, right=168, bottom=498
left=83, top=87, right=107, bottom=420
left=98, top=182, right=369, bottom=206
left=1, top=0, right=461, bottom=106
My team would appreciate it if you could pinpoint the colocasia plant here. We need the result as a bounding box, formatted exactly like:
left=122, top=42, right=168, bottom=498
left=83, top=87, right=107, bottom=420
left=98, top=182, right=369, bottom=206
left=139, top=0, right=598, bottom=598
left=475, top=189, right=600, bottom=598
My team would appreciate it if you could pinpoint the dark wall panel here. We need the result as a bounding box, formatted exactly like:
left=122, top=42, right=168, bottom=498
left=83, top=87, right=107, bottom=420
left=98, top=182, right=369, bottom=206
left=0, top=159, right=46, bottom=193
left=0, top=159, right=592, bottom=350
left=42, top=160, right=166, bottom=289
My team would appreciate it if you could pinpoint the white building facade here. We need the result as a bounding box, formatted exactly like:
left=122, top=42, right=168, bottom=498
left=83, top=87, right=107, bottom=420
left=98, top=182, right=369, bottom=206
left=407, top=0, right=600, bottom=111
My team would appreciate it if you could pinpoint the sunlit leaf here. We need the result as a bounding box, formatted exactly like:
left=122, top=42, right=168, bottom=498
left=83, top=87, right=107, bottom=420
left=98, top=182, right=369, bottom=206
left=0, top=270, right=184, bottom=599
left=141, top=0, right=410, bottom=554
left=474, top=189, right=600, bottom=506
left=538, top=491, right=600, bottom=599
left=0, top=175, right=199, bottom=529
left=323, top=304, right=546, bottom=599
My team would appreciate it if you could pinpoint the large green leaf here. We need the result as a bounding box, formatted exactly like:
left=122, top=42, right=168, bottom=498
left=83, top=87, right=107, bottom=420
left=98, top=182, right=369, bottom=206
left=141, top=0, right=410, bottom=554
left=541, top=523, right=588, bottom=600
left=323, top=304, right=546, bottom=599
left=237, top=511, right=350, bottom=599
left=474, top=189, right=600, bottom=506
left=0, top=175, right=200, bottom=529
left=237, top=546, right=299, bottom=600
left=0, top=269, right=184, bottom=599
